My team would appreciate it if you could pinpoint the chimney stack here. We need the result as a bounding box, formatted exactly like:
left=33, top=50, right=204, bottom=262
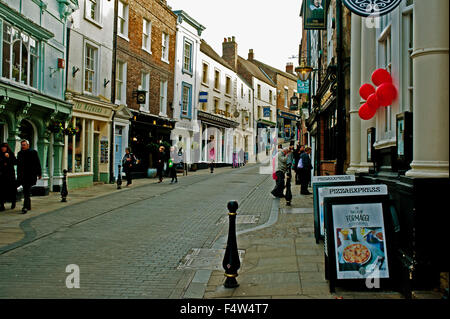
left=286, top=62, right=294, bottom=74
left=222, top=36, right=238, bottom=71
left=248, top=49, right=254, bottom=61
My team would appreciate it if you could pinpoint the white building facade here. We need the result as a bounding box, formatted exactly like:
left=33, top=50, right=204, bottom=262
left=171, top=10, right=204, bottom=165
left=65, top=0, right=131, bottom=188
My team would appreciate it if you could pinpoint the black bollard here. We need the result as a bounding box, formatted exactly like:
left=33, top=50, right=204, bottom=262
left=117, top=165, right=122, bottom=189
left=61, top=169, right=68, bottom=202
left=285, top=164, right=292, bottom=206
left=210, top=161, right=214, bottom=173
left=223, top=200, right=240, bottom=288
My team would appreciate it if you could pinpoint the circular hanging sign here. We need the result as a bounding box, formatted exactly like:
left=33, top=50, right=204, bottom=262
left=343, top=0, right=402, bottom=17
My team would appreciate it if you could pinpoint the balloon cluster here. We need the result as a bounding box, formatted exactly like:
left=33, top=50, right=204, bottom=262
left=358, top=69, right=397, bottom=120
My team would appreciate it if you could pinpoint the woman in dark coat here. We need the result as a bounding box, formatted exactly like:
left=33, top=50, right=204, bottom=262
left=0, top=142, right=17, bottom=211
left=155, top=146, right=166, bottom=183
left=122, top=147, right=137, bottom=186
left=299, top=146, right=313, bottom=195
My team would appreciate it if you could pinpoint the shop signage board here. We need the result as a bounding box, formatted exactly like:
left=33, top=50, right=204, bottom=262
left=297, top=80, right=309, bottom=94
left=343, top=0, right=402, bottom=17
left=312, top=175, right=356, bottom=243
left=321, top=184, right=394, bottom=293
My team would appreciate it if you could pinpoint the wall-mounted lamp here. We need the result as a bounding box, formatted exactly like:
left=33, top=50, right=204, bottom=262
left=104, top=79, right=110, bottom=87
left=72, top=66, right=80, bottom=77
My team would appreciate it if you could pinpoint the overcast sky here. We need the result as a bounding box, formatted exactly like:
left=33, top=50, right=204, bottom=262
left=167, top=0, right=303, bottom=71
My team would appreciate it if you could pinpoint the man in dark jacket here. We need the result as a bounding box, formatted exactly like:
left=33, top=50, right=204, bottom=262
left=299, top=146, right=313, bottom=195
left=17, top=140, right=42, bottom=214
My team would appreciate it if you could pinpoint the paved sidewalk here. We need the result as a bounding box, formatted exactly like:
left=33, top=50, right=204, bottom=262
left=0, top=165, right=236, bottom=250
left=204, top=182, right=406, bottom=299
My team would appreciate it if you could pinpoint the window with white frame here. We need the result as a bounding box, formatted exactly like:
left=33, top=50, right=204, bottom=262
left=84, top=44, right=98, bottom=94
left=181, top=83, right=192, bottom=118
left=202, top=62, right=208, bottom=84
left=225, top=76, right=231, bottom=95
left=327, top=6, right=334, bottom=66
left=116, top=60, right=126, bottom=104
left=140, top=71, right=150, bottom=112
left=214, top=69, right=220, bottom=90
left=379, top=25, right=392, bottom=135
left=248, top=89, right=251, bottom=103
left=117, top=1, right=129, bottom=38
left=142, top=19, right=151, bottom=52
left=402, top=5, right=413, bottom=112
left=1, top=22, right=39, bottom=88
left=241, top=83, right=243, bottom=98
left=284, top=88, right=288, bottom=108
left=161, top=32, right=169, bottom=62
left=160, top=80, right=168, bottom=115
left=85, top=0, right=100, bottom=24
left=183, top=39, right=192, bottom=73
left=269, top=90, right=272, bottom=104
left=257, top=84, right=261, bottom=99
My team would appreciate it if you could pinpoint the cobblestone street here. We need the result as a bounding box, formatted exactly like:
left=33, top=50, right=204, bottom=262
left=0, top=164, right=274, bottom=298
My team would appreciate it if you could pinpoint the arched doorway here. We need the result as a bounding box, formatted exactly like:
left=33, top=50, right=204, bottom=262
left=18, top=119, right=35, bottom=149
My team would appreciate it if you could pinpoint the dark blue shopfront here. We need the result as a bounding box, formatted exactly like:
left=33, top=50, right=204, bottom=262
left=277, top=110, right=300, bottom=141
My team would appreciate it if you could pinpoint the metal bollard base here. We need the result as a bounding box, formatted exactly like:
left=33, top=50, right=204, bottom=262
left=224, top=276, right=239, bottom=288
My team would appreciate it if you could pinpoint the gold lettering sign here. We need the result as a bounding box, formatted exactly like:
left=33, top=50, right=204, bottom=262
left=74, top=102, right=113, bottom=117
left=321, top=90, right=333, bottom=107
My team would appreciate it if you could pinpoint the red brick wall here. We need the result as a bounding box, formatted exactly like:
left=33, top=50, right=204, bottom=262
left=117, top=0, right=177, bottom=117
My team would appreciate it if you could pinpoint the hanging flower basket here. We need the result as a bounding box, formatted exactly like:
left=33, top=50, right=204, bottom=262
left=64, top=127, right=80, bottom=136
left=48, top=121, right=64, bottom=134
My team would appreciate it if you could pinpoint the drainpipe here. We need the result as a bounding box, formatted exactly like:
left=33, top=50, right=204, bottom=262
left=109, top=0, right=119, bottom=183
left=336, top=0, right=345, bottom=174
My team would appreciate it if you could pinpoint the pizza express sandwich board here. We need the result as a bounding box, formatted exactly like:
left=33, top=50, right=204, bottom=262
left=321, top=185, right=393, bottom=293
left=312, top=175, right=356, bottom=244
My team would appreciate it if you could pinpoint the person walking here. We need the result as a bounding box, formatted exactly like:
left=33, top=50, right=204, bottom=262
left=271, top=146, right=291, bottom=198
left=156, top=145, right=166, bottom=183
left=122, top=147, right=136, bottom=187
left=16, top=140, right=42, bottom=214
left=299, top=146, right=313, bottom=195
left=169, top=146, right=178, bottom=184
left=0, top=143, right=17, bottom=211
left=294, top=145, right=305, bottom=185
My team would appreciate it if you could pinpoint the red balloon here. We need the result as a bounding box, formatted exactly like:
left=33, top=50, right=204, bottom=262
left=358, top=103, right=377, bottom=120
left=371, top=69, right=393, bottom=86
left=359, top=83, right=376, bottom=100
left=367, top=93, right=380, bottom=110
left=376, top=82, right=397, bottom=106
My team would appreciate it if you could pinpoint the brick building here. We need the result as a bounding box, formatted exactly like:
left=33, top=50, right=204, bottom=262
left=113, top=0, right=177, bottom=173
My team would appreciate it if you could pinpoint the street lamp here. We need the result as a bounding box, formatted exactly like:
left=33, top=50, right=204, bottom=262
left=295, top=60, right=314, bottom=81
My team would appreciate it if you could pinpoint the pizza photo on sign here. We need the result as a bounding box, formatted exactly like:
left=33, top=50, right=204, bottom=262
left=335, top=226, right=387, bottom=278
left=332, top=203, right=390, bottom=280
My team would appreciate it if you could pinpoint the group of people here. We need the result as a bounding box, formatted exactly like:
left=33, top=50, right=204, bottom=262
left=0, top=140, right=42, bottom=214
left=121, top=145, right=178, bottom=186
left=271, top=142, right=313, bottom=199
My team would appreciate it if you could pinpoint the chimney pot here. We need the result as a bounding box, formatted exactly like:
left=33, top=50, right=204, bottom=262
left=248, top=49, right=254, bottom=61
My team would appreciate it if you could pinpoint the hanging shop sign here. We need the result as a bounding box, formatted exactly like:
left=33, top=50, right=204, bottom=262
left=297, top=80, right=309, bottom=94
left=303, top=0, right=327, bottom=30
left=263, top=107, right=271, bottom=118
left=343, top=0, right=402, bottom=17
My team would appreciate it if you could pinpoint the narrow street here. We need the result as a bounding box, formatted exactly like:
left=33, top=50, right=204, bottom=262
left=0, top=165, right=273, bottom=298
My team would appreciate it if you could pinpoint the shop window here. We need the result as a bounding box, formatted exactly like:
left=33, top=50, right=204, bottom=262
left=75, top=118, right=83, bottom=172
left=323, top=107, right=338, bottom=160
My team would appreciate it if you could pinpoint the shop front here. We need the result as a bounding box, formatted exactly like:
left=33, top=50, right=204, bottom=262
left=129, top=111, right=176, bottom=175
left=64, top=96, right=114, bottom=189
left=0, top=85, right=72, bottom=195
left=277, top=110, right=299, bottom=142
left=197, top=110, right=238, bottom=168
